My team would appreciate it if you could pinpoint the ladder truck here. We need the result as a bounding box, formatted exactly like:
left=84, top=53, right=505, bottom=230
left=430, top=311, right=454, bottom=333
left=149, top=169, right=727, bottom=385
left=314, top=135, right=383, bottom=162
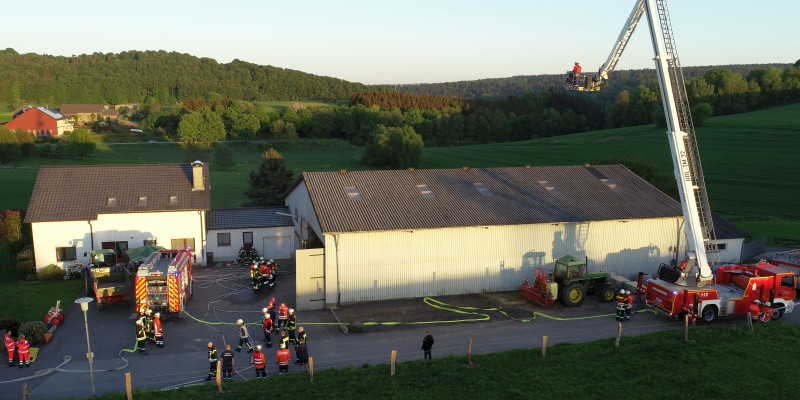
left=596, top=0, right=797, bottom=322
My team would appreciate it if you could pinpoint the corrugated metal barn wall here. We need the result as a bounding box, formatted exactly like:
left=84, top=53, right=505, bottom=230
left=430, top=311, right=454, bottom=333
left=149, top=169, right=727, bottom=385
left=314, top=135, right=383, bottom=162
left=324, top=217, right=686, bottom=304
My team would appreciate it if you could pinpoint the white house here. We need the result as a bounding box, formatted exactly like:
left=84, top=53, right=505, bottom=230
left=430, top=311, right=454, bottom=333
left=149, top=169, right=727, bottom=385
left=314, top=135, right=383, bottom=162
left=285, top=164, right=749, bottom=310
left=206, top=207, right=295, bottom=263
left=24, top=162, right=211, bottom=269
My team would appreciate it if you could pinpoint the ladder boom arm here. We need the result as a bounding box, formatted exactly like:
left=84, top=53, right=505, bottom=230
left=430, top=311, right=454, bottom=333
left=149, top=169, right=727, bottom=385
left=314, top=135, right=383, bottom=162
left=597, top=0, right=646, bottom=84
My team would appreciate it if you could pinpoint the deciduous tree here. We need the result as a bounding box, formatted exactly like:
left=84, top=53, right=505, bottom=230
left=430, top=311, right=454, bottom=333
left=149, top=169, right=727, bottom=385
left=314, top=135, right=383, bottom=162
left=67, top=129, right=96, bottom=159
left=177, top=106, right=226, bottom=144
left=363, top=125, right=423, bottom=169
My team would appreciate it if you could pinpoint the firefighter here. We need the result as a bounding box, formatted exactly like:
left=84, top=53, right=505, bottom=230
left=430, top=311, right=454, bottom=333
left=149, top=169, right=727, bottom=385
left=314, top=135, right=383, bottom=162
left=279, top=329, right=290, bottom=350
left=295, top=326, right=306, bottom=352
left=143, top=309, right=154, bottom=342
left=266, top=297, right=277, bottom=323
left=615, top=289, right=626, bottom=322
left=153, top=312, right=164, bottom=347
left=4, top=330, right=15, bottom=367
left=252, top=344, right=267, bottom=378
left=250, top=263, right=260, bottom=290
left=16, top=334, right=29, bottom=368
left=205, top=341, right=218, bottom=381
left=277, top=302, right=289, bottom=329
left=221, top=344, right=234, bottom=381
left=262, top=308, right=274, bottom=348
left=135, top=318, right=147, bottom=355
left=625, top=290, right=634, bottom=320
left=268, top=259, right=278, bottom=288
left=287, top=308, right=297, bottom=344
left=236, top=319, right=253, bottom=353
left=258, top=261, right=271, bottom=289
left=759, top=301, right=773, bottom=323
left=276, top=343, right=291, bottom=375
left=296, top=336, right=309, bottom=367
left=750, top=300, right=762, bottom=320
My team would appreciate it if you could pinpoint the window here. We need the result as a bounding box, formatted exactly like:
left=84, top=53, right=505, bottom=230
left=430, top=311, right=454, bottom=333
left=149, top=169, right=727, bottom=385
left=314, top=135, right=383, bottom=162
left=243, top=232, right=253, bottom=246
left=101, top=241, right=129, bottom=256
left=217, top=233, right=231, bottom=247
left=415, top=184, right=434, bottom=199
left=171, top=238, right=195, bottom=251
left=344, top=186, right=362, bottom=200
left=716, top=243, right=727, bottom=251
left=138, top=196, right=147, bottom=206
left=143, top=239, right=157, bottom=246
left=56, top=246, right=77, bottom=262
left=781, top=275, right=795, bottom=288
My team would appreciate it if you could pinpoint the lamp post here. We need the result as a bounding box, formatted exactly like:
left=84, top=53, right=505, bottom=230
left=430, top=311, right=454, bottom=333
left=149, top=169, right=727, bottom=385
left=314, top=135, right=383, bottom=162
left=74, top=297, right=95, bottom=395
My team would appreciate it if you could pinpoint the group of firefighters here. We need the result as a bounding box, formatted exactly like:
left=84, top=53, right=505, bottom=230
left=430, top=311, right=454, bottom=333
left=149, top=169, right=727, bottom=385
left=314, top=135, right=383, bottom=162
left=3, top=330, right=30, bottom=368
left=134, top=307, right=164, bottom=355
left=249, top=257, right=277, bottom=290
left=206, top=297, right=308, bottom=381
left=615, top=289, right=635, bottom=322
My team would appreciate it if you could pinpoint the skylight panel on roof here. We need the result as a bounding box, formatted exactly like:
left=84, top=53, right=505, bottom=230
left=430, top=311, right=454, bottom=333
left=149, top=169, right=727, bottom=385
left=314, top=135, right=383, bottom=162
left=415, top=184, right=434, bottom=199
left=538, top=180, right=556, bottom=191
left=169, top=195, right=178, bottom=205
left=106, top=197, right=117, bottom=207
left=473, top=182, right=493, bottom=196
left=344, top=186, right=362, bottom=200
left=601, top=179, right=620, bottom=190
left=138, top=196, right=147, bottom=206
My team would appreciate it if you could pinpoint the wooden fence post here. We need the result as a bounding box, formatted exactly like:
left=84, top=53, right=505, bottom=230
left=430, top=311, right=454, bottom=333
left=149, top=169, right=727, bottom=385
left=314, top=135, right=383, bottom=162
left=216, top=360, right=222, bottom=392
left=747, top=312, right=754, bottom=332
left=390, top=350, right=397, bottom=376
left=467, top=339, right=474, bottom=367
left=684, top=314, right=690, bottom=341
left=22, top=384, right=29, bottom=400
left=125, top=372, right=133, bottom=400
left=615, top=322, right=623, bottom=348
left=542, top=335, right=549, bottom=358
left=309, top=356, right=314, bottom=382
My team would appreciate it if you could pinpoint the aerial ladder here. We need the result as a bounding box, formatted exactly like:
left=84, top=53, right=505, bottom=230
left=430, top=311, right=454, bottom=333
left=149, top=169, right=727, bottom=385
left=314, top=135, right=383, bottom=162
left=595, top=0, right=719, bottom=287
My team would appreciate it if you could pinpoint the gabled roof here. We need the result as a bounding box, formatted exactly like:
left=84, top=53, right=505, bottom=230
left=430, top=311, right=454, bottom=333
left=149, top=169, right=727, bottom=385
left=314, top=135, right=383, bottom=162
left=208, top=207, right=294, bottom=230
left=711, top=213, right=750, bottom=240
left=301, top=164, right=684, bottom=233
left=24, top=163, right=211, bottom=223
left=37, top=106, right=66, bottom=120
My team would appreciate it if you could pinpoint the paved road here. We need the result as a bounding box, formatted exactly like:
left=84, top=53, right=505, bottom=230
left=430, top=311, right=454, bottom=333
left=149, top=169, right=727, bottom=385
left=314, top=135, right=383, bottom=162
left=1, top=262, right=795, bottom=400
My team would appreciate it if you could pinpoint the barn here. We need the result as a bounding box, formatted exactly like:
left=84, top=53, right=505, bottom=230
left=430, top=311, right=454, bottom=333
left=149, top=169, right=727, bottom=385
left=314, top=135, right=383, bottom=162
left=285, top=164, right=748, bottom=310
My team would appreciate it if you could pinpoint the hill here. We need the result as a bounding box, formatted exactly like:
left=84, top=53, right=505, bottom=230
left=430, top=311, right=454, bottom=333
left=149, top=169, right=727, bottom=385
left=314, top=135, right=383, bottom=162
left=0, top=48, right=368, bottom=106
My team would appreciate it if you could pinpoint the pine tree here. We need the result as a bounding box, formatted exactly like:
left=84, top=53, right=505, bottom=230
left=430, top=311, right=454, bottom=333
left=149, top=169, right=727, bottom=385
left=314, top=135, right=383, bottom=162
left=243, top=148, right=295, bottom=206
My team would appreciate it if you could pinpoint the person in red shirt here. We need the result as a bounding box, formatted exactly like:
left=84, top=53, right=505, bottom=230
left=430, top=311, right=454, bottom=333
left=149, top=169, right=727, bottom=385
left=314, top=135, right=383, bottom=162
left=16, top=334, right=30, bottom=368
left=276, top=343, right=291, bottom=375
left=4, top=330, right=15, bottom=367
left=252, top=344, right=267, bottom=378
left=261, top=308, right=274, bottom=348
left=153, top=312, right=164, bottom=347
left=625, top=290, right=634, bottom=320
left=277, top=303, right=289, bottom=330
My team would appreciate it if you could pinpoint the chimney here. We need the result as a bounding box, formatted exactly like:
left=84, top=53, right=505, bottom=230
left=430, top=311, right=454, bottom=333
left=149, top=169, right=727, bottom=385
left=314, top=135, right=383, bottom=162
left=191, top=161, right=204, bottom=191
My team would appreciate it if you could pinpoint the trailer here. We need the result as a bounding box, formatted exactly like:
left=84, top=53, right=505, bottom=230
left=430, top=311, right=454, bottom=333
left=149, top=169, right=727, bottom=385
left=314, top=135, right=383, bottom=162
left=134, top=249, right=193, bottom=314
left=86, top=249, right=133, bottom=311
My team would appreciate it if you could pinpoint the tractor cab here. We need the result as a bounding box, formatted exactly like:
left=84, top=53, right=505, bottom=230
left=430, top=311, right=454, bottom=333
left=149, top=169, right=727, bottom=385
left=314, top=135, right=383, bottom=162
left=552, top=255, right=588, bottom=284
left=90, top=249, right=117, bottom=268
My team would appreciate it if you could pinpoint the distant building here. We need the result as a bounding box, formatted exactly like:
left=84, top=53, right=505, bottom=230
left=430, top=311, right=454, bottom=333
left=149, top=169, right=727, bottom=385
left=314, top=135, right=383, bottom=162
left=4, top=106, right=73, bottom=137
left=285, top=165, right=749, bottom=310
left=60, top=104, right=120, bottom=124
left=206, top=207, right=294, bottom=263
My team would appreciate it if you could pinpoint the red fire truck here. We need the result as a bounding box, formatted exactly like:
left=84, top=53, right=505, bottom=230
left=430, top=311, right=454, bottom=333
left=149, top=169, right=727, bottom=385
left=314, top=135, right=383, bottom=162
left=134, top=249, right=193, bottom=314
left=644, top=261, right=796, bottom=322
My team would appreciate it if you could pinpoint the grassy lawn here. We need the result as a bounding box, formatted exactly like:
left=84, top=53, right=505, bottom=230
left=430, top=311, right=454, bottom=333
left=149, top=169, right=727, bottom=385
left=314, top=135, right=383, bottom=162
left=259, top=100, right=337, bottom=113
left=92, top=322, right=800, bottom=399
left=0, top=113, right=11, bottom=124
left=0, top=104, right=797, bottom=242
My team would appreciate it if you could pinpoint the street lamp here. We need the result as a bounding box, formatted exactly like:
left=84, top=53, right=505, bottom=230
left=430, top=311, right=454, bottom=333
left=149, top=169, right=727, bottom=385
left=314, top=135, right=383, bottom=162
left=74, top=297, right=95, bottom=395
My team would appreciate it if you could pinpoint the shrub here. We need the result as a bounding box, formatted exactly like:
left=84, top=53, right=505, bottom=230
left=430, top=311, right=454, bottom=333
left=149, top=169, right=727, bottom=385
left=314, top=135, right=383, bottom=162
left=18, top=321, right=47, bottom=345
left=37, top=264, right=64, bottom=281
left=17, top=259, right=34, bottom=280
left=0, top=319, right=21, bottom=336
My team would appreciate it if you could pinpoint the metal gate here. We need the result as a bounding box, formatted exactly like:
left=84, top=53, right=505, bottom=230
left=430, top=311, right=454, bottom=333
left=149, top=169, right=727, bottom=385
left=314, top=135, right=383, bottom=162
left=295, top=248, right=325, bottom=311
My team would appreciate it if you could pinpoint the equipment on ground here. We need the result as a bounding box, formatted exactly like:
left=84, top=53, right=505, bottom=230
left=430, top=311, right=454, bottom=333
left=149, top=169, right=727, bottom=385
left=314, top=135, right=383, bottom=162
left=584, top=0, right=799, bottom=321
left=86, top=249, right=133, bottom=311
left=520, top=255, right=617, bottom=307
left=134, top=249, right=193, bottom=314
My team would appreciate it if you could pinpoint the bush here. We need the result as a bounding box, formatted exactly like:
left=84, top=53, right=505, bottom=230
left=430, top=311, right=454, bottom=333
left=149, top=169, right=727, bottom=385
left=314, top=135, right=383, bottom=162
left=0, top=318, right=21, bottom=336
left=37, top=264, right=64, bottom=281
left=17, top=259, right=34, bottom=280
left=18, top=321, right=47, bottom=345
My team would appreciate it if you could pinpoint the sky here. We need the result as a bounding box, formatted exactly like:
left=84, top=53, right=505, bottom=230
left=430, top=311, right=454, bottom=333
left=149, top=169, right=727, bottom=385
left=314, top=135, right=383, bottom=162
left=3, top=0, right=798, bottom=85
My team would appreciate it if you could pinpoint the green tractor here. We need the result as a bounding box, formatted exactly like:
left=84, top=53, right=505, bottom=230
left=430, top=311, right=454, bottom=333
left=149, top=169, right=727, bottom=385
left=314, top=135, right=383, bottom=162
left=552, top=255, right=617, bottom=307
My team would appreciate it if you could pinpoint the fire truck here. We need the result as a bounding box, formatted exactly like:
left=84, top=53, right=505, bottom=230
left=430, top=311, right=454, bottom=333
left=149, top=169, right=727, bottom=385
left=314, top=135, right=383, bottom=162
left=134, top=249, right=193, bottom=314
left=591, top=0, right=797, bottom=321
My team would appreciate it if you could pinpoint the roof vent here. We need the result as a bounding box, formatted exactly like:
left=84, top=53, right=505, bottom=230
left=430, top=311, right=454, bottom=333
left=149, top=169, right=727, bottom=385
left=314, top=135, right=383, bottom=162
left=106, top=197, right=117, bottom=207
left=344, top=186, right=362, bottom=200
left=339, top=169, right=347, bottom=175
left=524, top=165, right=532, bottom=169
left=407, top=167, right=416, bottom=173
left=138, top=196, right=147, bottom=206
left=462, top=166, right=470, bottom=171
left=415, top=184, right=434, bottom=199
left=169, top=195, right=178, bottom=206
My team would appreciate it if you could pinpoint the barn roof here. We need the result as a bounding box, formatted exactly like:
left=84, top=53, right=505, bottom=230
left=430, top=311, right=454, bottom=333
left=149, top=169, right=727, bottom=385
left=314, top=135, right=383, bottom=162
left=301, top=164, right=691, bottom=233
left=24, top=163, right=211, bottom=223
left=208, top=207, right=294, bottom=230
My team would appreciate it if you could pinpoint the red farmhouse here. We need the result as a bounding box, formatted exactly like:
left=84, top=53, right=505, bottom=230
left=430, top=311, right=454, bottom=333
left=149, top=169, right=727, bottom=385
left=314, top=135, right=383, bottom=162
left=4, top=106, right=74, bottom=137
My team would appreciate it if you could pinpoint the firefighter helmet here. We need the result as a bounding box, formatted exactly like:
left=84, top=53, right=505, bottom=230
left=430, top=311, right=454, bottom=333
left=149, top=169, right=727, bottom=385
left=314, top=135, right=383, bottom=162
left=256, top=344, right=262, bottom=351
left=619, top=289, right=625, bottom=294
left=765, top=302, right=771, bottom=307
left=280, top=343, right=286, bottom=349
left=754, top=299, right=761, bottom=304
left=154, top=312, right=160, bottom=318
left=136, top=319, right=142, bottom=325
left=289, top=309, right=294, bottom=314
left=625, top=290, right=631, bottom=295
left=236, top=319, right=244, bottom=325
left=262, top=307, right=268, bottom=313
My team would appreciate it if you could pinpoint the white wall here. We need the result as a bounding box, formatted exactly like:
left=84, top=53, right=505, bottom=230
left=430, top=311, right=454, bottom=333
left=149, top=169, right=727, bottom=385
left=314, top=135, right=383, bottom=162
left=207, top=226, right=294, bottom=262
left=285, top=181, right=324, bottom=248
left=31, top=210, right=206, bottom=269
left=322, top=217, right=686, bottom=306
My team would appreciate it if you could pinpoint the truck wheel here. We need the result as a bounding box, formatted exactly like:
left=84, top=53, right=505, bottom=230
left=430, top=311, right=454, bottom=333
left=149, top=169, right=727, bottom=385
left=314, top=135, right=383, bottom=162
left=772, top=305, right=785, bottom=320
left=560, top=283, right=585, bottom=307
left=701, top=305, right=716, bottom=322
left=598, top=283, right=616, bottom=303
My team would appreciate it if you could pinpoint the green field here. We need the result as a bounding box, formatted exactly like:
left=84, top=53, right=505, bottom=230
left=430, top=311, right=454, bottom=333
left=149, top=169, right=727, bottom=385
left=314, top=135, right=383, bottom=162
left=0, top=113, right=11, bottom=124
left=93, top=322, right=800, bottom=400
left=0, top=104, right=797, bottom=242
left=259, top=100, right=338, bottom=113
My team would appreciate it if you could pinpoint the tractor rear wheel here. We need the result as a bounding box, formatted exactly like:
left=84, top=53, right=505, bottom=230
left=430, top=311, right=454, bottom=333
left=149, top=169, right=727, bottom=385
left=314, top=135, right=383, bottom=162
left=560, top=283, right=585, bottom=307
left=598, top=283, right=616, bottom=302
